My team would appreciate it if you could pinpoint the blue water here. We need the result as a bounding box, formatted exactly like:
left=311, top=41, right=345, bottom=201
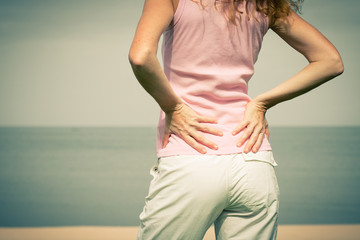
left=0, top=126, right=359, bottom=227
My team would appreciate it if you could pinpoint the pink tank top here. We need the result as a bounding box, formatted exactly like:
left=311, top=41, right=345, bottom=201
left=157, top=0, right=272, bottom=157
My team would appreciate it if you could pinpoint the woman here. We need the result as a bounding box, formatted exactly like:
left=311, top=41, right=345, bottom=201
left=129, top=0, right=343, bottom=239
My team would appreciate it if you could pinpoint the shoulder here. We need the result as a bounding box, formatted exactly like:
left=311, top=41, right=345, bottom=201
left=269, top=9, right=303, bottom=34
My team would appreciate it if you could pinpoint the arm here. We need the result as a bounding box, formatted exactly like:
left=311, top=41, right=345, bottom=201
left=129, top=0, right=223, bottom=154
left=256, top=9, right=344, bottom=108
left=129, top=0, right=180, bottom=111
left=233, top=9, right=344, bottom=153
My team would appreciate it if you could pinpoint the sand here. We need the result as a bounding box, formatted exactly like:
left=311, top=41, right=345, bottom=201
left=0, top=225, right=360, bottom=240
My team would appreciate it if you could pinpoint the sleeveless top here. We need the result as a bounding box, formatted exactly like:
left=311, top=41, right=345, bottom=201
left=156, top=0, right=274, bottom=160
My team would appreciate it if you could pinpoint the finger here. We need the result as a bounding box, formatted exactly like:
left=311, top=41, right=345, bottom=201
left=244, top=127, right=262, bottom=153
left=162, top=128, right=170, bottom=149
left=197, top=123, right=223, bottom=136
left=162, top=134, right=170, bottom=149
left=196, top=115, right=218, bottom=124
left=236, top=124, right=254, bottom=147
left=232, top=120, right=249, bottom=136
left=182, top=135, right=207, bottom=154
left=191, top=131, right=219, bottom=151
left=252, top=131, right=265, bottom=153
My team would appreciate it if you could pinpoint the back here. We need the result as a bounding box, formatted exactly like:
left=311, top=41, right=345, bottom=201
left=157, top=0, right=272, bottom=157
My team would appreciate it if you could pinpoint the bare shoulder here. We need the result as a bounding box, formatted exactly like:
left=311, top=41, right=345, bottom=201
left=269, top=9, right=301, bottom=34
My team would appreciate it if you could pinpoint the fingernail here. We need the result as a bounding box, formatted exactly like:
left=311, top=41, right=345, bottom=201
left=202, top=149, right=207, bottom=154
left=213, top=144, right=218, bottom=150
left=236, top=143, right=241, bottom=147
left=219, top=131, right=223, bottom=136
left=232, top=131, right=236, bottom=135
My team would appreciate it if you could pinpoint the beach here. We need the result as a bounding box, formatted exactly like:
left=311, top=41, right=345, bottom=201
left=1, top=225, right=360, bottom=240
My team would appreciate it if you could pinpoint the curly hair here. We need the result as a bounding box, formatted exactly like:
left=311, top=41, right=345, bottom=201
left=192, top=0, right=304, bottom=26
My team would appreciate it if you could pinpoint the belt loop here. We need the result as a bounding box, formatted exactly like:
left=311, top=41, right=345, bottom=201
left=240, top=152, right=246, bottom=162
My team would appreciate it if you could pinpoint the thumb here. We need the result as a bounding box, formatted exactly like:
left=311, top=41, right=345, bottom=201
left=265, top=128, right=270, bottom=140
left=162, top=127, right=171, bottom=149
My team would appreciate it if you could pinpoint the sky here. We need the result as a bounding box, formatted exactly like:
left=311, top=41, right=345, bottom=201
left=0, top=0, right=359, bottom=127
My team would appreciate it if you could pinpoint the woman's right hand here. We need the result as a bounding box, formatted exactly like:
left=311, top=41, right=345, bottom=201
left=232, top=99, right=270, bottom=153
left=162, top=103, right=223, bottom=154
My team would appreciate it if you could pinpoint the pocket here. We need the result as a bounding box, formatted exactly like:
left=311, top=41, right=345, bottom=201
left=241, top=151, right=278, bottom=167
left=241, top=159, right=280, bottom=211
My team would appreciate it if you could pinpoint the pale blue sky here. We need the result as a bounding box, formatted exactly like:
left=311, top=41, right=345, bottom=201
left=0, top=0, right=359, bottom=126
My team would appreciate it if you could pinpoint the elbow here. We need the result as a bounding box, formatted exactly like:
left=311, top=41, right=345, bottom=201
left=329, top=53, right=344, bottom=77
left=128, top=47, right=153, bottom=69
left=128, top=51, right=144, bottom=68
left=336, top=58, right=344, bottom=76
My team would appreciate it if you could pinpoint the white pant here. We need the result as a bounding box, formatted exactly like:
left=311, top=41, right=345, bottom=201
left=137, top=152, right=280, bottom=240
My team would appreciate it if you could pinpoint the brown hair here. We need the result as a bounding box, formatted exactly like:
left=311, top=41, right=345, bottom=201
left=193, top=0, right=303, bottom=26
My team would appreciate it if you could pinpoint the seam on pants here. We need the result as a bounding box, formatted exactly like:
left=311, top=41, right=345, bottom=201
left=224, top=154, right=233, bottom=208
left=224, top=153, right=243, bottom=208
left=265, top=163, right=271, bottom=213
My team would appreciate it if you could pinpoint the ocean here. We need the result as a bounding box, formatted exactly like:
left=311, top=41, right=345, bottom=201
left=0, top=126, right=359, bottom=227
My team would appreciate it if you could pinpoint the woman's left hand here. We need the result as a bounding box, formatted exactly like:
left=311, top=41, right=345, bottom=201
left=232, top=100, right=270, bottom=153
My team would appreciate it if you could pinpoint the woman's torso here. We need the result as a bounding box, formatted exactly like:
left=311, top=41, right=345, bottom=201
left=157, top=0, right=272, bottom=157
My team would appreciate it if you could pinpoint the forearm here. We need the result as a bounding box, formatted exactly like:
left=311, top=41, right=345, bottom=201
left=254, top=58, right=344, bottom=110
left=129, top=52, right=182, bottom=113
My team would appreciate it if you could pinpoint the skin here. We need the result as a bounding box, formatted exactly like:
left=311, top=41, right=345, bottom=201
left=129, top=0, right=344, bottom=154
